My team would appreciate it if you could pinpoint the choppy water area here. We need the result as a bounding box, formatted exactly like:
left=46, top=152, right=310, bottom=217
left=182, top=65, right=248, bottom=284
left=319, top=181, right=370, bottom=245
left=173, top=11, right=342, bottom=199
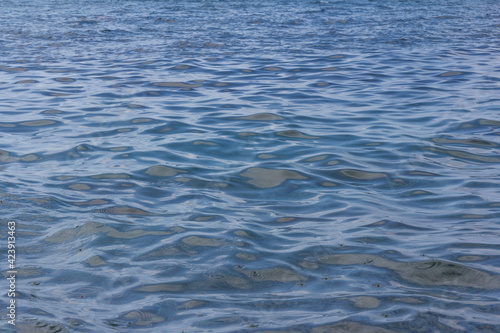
left=1, top=0, right=500, bottom=331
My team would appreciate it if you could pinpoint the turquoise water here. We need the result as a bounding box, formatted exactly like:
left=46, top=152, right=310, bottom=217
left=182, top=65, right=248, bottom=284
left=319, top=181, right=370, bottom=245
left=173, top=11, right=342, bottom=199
left=1, top=0, right=500, bottom=332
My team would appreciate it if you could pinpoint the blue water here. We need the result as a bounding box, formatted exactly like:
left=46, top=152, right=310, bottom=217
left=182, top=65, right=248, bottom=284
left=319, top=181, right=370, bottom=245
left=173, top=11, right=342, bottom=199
left=1, top=0, right=500, bottom=332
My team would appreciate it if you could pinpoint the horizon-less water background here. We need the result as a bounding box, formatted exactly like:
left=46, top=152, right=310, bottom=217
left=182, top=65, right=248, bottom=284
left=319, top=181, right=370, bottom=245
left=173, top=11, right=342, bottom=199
left=1, top=0, right=500, bottom=332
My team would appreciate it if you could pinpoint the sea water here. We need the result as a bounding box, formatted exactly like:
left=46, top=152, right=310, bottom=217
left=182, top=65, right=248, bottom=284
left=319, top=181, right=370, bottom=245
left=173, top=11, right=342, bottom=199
left=1, top=0, right=500, bottom=331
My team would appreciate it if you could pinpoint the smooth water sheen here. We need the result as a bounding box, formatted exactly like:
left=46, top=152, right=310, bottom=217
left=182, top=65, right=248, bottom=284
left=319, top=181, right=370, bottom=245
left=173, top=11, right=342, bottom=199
left=1, top=0, right=500, bottom=332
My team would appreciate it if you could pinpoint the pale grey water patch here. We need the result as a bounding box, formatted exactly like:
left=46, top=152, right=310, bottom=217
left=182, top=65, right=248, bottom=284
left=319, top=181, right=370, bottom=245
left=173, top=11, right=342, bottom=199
left=20, top=154, right=38, bottom=162
left=258, top=153, right=275, bottom=159
left=277, top=130, right=319, bottom=139
left=317, top=254, right=500, bottom=289
left=263, top=67, right=284, bottom=71
left=68, top=183, right=91, bottom=191
left=45, top=221, right=170, bottom=243
left=428, top=147, right=500, bottom=163
left=54, top=77, right=75, bottom=82
left=235, top=266, right=307, bottom=283
left=90, top=173, right=131, bottom=179
left=72, top=199, right=110, bottom=206
left=130, top=118, right=155, bottom=124
left=304, top=154, right=330, bottom=162
left=340, top=169, right=388, bottom=180
left=122, top=310, right=165, bottom=327
left=95, top=206, right=154, bottom=216
left=146, top=165, right=187, bottom=177
left=432, top=137, right=498, bottom=147
left=152, top=82, right=203, bottom=89
left=136, top=283, right=185, bottom=293
left=15, top=79, right=38, bottom=84
left=193, top=140, right=218, bottom=146
left=86, top=255, right=107, bottom=267
left=237, top=113, right=284, bottom=121
left=350, top=296, right=381, bottom=309
left=240, top=167, right=308, bottom=188
left=181, top=236, right=228, bottom=247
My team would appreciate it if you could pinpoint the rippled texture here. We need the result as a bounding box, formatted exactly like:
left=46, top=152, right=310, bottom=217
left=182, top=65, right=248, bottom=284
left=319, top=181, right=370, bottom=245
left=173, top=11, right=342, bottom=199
left=1, top=0, right=500, bottom=332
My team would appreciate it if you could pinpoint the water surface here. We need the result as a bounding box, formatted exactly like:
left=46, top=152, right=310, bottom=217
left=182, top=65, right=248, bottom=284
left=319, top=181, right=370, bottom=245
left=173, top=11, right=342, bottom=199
left=1, top=0, right=500, bottom=332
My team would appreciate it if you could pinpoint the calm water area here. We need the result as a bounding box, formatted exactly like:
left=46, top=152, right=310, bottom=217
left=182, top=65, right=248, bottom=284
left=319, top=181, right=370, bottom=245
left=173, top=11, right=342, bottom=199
left=1, top=0, right=500, bottom=331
